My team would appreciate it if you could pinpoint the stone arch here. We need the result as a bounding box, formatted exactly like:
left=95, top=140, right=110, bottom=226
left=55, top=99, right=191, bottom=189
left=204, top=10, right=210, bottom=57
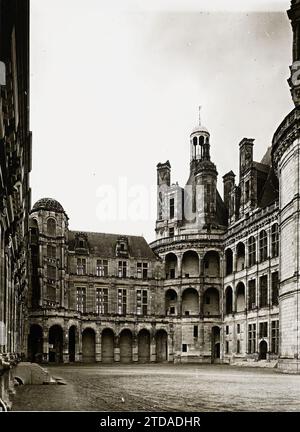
left=82, top=328, right=96, bottom=363
left=203, top=287, right=220, bottom=316
left=182, top=287, right=199, bottom=316
left=138, top=329, right=150, bottom=363
left=165, top=289, right=178, bottom=315
left=182, top=250, right=199, bottom=278
left=165, top=253, right=178, bottom=279
left=120, top=329, right=133, bottom=363
left=236, top=242, right=245, bottom=271
left=236, top=282, right=245, bottom=312
left=225, top=286, right=233, bottom=315
left=225, top=248, right=233, bottom=275
left=203, top=251, right=220, bottom=277
left=156, top=329, right=168, bottom=362
left=49, top=324, right=63, bottom=363
left=259, top=340, right=268, bottom=360
left=101, top=328, right=115, bottom=363
left=28, top=324, right=43, bottom=363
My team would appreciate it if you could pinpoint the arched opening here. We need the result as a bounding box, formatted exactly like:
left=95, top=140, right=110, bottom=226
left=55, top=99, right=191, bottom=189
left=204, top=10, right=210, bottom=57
left=47, top=218, right=56, bottom=236
left=48, top=325, right=63, bottom=363
left=203, top=288, right=220, bottom=316
left=156, top=329, right=168, bottom=362
left=236, top=242, right=245, bottom=271
left=182, top=288, right=199, bottom=316
left=28, top=324, right=43, bottom=363
left=165, top=289, right=178, bottom=315
left=165, top=253, right=177, bottom=279
left=138, top=329, right=150, bottom=363
left=236, top=282, right=245, bottom=312
left=203, top=251, right=220, bottom=277
left=211, top=326, right=221, bottom=363
left=101, top=328, right=114, bottom=363
left=82, top=328, right=96, bottom=363
left=259, top=340, right=268, bottom=360
left=182, top=250, right=199, bottom=278
left=225, top=248, right=233, bottom=275
left=68, top=326, right=76, bottom=362
left=120, top=329, right=133, bottom=363
left=225, top=286, right=233, bottom=315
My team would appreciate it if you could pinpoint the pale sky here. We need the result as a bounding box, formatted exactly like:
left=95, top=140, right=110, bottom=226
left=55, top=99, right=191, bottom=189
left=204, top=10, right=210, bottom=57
left=30, top=0, right=293, bottom=242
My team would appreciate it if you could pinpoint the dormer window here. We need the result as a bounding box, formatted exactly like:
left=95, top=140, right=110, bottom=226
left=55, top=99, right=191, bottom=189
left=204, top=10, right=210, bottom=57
left=116, top=237, right=129, bottom=257
left=74, top=232, right=89, bottom=253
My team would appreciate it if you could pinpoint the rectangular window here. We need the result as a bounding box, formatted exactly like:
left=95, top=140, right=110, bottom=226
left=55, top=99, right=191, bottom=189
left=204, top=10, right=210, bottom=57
left=136, top=289, right=148, bottom=315
left=170, top=198, right=175, bottom=219
left=47, top=264, right=56, bottom=281
left=248, top=323, right=256, bottom=354
left=259, top=322, right=268, bottom=338
left=77, top=258, right=86, bottom=275
left=182, top=344, right=187, bottom=353
left=271, top=320, right=279, bottom=354
left=271, top=224, right=279, bottom=258
left=76, top=287, right=86, bottom=313
left=245, top=180, right=250, bottom=202
left=237, top=324, right=240, bottom=334
left=237, top=340, right=240, bottom=354
left=137, top=262, right=148, bottom=279
left=96, top=259, right=108, bottom=277
left=96, top=288, right=108, bottom=314
left=226, top=325, right=229, bottom=335
left=248, top=237, right=256, bottom=267
left=169, top=227, right=174, bottom=237
left=271, top=272, right=279, bottom=306
left=117, top=288, right=127, bottom=315
left=118, top=261, right=127, bottom=278
left=259, top=231, right=268, bottom=262
left=259, top=275, right=268, bottom=308
left=248, top=280, right=256, bottom=309
left=193, top=326, right=198, bottom=338
left=47, top=244, right=56, bottom=259
left=225, top=341, right=229, bottom=354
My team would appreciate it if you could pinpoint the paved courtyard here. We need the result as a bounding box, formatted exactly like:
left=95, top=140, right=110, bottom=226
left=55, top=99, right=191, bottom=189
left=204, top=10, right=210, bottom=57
left=11, top=364, right=300, bottom=412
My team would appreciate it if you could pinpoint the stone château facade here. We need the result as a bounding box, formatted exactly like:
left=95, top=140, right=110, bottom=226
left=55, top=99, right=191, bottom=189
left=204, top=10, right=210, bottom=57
left=25, top=0, right=300, bottom=373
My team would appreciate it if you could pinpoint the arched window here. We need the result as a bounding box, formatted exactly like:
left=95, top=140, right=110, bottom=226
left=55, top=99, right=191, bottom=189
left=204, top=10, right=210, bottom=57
left=271, top=224, right=279, bottom=258
left=225, top=249, right=233, bottom=275
left=259, top=230, right=268, bottom=262
left=248, top=236, right=256, bottom=267
left=47, top=218, right=56, bottom=236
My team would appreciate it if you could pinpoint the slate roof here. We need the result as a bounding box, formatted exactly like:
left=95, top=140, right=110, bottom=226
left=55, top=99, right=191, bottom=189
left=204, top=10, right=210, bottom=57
left=68, top=231, right=158, bottom=260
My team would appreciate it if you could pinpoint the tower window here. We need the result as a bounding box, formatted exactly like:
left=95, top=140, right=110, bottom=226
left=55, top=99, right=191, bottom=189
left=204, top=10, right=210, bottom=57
left=271, top=272, right=279, bottom=306
left=259, top=275, right=268, bottom=308
left=248, top=323, right=256, bottom=354
left=271, top=224, right=279, bottom=258
left=169, top=227, right=174, bottom=237
left=248, top=236, right=256, bottom=266
left=259, top=230, right=268, bottom=262
left=170, top=198, right=175, bottom=219
left=182, top=344, right=187, bottom=353
left=193, top=326, right=198, bottom=338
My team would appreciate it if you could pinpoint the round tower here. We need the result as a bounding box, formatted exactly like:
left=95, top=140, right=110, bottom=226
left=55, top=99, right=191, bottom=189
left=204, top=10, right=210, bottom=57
left=29, top=198, right=69, bottom=311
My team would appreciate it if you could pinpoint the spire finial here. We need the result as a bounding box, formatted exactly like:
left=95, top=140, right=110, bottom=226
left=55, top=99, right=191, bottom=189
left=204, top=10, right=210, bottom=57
left=198, top=105, right=202, bottom=126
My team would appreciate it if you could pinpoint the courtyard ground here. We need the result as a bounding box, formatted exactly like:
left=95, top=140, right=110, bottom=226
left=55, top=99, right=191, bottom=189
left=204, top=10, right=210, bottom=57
left=11, top=363, right=300, bottom=412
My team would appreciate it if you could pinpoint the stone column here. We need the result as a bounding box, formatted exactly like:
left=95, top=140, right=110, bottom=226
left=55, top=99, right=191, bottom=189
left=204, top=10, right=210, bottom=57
left=42, top=326, right=49, bottom=363
left=150, top=330, right=156, bottom=362
left=132, top=334, right=138, bottom=362
left=95, top=330, right=101, bottom=362
left=114, top=335, right=120, bottom=362
left=177, top=253, right=182, bottom=278
left=63, top=322, right=69, bottom=363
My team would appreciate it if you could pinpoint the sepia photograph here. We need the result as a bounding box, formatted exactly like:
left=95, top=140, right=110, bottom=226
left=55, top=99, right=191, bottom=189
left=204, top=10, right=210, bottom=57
left=0, top=0, right=300, bottom=426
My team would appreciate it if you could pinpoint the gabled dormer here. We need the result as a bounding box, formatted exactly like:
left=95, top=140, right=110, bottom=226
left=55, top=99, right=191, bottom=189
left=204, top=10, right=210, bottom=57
left=116, top=236, right=129, bottom=258
left=74, top=232, right=89, bottom=255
